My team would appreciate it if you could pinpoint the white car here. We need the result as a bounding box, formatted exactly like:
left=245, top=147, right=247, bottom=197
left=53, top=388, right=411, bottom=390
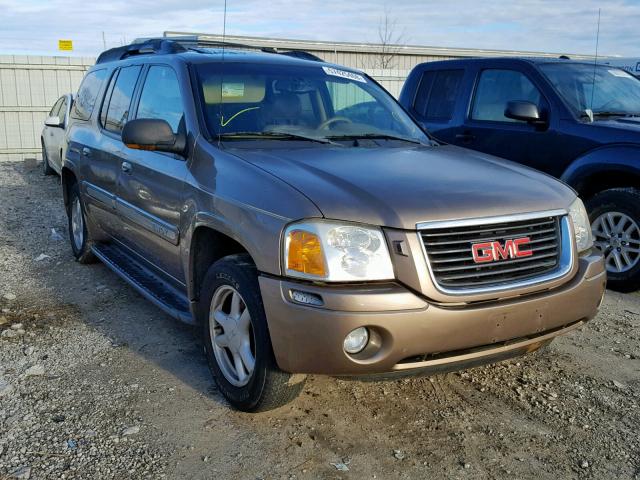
left=41, top=94, right=72, bottom=175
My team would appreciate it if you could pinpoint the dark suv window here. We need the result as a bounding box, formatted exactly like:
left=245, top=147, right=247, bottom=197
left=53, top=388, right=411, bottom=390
left=136, top=66, right=184, bottom=133
left=101, top=66, right=141, bottom=134
left=71, top=69, right=108, bottom=120
left=413, top=69, right=464, bottom=121
left=471, top=69, right=541, bottom=122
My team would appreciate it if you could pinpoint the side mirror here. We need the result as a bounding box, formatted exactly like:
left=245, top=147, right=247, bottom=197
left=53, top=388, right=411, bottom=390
left=504, top=101, right=545, bottom=124
left=122, top=119, right=186, bottom=156
left=45, top=116, right=63, bottom=128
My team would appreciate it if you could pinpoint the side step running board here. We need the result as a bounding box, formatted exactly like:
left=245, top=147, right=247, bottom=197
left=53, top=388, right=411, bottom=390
left=92, top=244, right=195, bottom=324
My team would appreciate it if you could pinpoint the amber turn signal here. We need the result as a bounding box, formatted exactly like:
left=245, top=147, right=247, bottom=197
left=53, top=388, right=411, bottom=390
left=287, top=230, right=326, bottom=277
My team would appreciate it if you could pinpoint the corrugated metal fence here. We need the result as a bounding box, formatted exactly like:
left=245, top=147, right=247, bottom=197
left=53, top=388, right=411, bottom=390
left=0, top=55, right=93, bottom=161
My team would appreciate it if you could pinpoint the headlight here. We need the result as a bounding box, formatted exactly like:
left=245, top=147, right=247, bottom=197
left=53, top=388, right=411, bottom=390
left=283, top=220, right=394, bottom=281
left=568, top=197, right=593, bottom=253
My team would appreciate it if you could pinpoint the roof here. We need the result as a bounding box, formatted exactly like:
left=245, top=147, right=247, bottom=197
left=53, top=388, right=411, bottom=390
left=416, top=56, right=606, bottom=69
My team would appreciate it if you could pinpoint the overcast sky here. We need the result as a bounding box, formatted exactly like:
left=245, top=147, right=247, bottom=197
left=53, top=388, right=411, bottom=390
left=1, top=0, right=638, bottom=58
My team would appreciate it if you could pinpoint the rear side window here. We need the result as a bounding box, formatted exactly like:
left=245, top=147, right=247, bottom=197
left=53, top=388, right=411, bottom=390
left=102, top=66, right=142, bottom=134
left=471, top=69, right=541, bottom=122
left=136, top=65, right=184, bottom=133
left=71, top=69, right=108, bottom=120
left=413, top=69, right=464, bottom=121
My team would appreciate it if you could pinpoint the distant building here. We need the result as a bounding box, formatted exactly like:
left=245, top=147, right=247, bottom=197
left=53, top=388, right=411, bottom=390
left=163, top=32, right=595, bottom=98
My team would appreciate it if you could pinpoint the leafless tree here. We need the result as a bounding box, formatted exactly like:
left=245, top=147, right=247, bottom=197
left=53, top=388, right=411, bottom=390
left=373, top=9, right=407, bottom=70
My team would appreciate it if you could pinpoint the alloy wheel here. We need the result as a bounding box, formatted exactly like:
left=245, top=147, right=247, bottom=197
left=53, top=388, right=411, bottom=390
left=591, top=211, right=640, bottom=273
left=209, top=285, right=256, bottom=387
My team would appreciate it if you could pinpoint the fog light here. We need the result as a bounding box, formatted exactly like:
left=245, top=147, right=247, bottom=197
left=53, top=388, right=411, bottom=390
left=343, top=327, right=369, bottom=354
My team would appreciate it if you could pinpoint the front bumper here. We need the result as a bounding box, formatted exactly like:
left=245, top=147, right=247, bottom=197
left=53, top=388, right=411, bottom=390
left=259, top=251, right=606, bottom=375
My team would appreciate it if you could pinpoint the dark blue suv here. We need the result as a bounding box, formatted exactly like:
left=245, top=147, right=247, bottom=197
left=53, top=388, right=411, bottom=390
left=400, top=58, right=640, bottom=291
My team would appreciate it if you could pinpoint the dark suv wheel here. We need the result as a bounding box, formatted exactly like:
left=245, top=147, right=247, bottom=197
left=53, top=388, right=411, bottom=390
left=587, top=188, right=640, bottom=292
left=198, top=254, right=305, bottom=412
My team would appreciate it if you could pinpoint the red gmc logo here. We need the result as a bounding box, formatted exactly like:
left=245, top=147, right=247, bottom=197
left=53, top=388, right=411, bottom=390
left=471, top=237, right=533, bottom=263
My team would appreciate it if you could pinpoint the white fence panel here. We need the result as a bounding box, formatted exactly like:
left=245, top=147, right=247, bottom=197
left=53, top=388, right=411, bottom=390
left=0, top=55, right=93, bottom=161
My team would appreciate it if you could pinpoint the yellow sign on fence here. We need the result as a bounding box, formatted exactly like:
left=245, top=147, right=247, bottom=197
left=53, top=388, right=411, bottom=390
left=58, top=40, right=73, bottom=51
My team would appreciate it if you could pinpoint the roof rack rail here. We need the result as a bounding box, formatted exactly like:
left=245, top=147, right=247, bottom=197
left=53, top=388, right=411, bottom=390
left=262, top=49, right=324, bottom=62
left=96, top=36, right=325, bottom=64
left=171, top=35, right=325, bottom=62
left=96, top=39, right=186, bottom=64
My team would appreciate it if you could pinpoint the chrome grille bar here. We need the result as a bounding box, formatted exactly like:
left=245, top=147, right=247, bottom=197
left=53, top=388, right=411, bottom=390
left=417, top=210, right=574, bottom=295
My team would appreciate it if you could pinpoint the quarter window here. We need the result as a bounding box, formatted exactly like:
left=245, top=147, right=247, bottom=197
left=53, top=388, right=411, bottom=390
left=71, top=69, right=108, bottom=120
left=103, top=66, right=141, bottom=134
left=472, top=69, right=541, bottom=122
left=136, top=66, right=184, bottom=133
left=413, top=69, right=464, bottom=121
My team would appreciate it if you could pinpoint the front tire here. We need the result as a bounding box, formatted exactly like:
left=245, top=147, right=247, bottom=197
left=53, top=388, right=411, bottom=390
left=587, top=188, right=640, bottom=292
left=67, top=182, right=96, bottom=264
left=199, top=254, right=305, bottom=412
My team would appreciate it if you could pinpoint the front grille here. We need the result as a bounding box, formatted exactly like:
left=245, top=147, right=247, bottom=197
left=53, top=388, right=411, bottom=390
left=420, top=215, right=562, bottom=290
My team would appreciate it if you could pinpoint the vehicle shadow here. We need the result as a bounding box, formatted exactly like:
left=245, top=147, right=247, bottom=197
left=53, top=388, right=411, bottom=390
left=1, top=160, right=221, bottom=405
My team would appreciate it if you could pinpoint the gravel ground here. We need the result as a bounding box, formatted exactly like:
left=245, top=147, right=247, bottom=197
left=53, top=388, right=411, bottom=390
left=0, top=160, right=639, bottom=480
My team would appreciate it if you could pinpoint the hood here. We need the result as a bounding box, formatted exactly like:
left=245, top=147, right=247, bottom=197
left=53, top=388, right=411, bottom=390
left=595, top=116, right=640, bottom=132
left=230, top=144, right=576, bottom=230
left=575, top=116, right=640, bottom=143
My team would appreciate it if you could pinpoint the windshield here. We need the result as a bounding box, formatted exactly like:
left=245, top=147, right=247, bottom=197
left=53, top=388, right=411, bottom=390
left=539, top=63, right=640, bottom=117
left=195, top=62, right=429, bottom=144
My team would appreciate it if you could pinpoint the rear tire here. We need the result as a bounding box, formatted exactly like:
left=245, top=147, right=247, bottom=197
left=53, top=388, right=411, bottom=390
left=66, top=182, right=96, bottom=264
left=587, top=188, right=640, bottom=292
left=198, top=254, right=305, bottom=412
left=42, top=141, right=55, bottom=176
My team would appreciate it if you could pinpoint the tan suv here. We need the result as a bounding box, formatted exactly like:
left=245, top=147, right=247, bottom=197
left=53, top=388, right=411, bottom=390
left=61, top=38, right=606, bottom=411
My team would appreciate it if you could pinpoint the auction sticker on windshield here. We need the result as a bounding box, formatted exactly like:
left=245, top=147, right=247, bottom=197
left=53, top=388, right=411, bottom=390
left=322, top=66, right=367, bottom=83
left=608, top=69, right=635, bottom=79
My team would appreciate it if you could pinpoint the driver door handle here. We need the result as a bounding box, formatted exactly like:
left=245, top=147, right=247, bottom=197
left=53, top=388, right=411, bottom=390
left=121, top=161, right=132, bottom=174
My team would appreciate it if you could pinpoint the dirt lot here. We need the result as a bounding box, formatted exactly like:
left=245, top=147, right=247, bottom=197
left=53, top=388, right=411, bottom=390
left=0, top=160, right=638, bottom=480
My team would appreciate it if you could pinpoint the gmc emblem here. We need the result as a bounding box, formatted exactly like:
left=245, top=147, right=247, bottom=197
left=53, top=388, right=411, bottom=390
left=471, top=237, right=533, bottom=263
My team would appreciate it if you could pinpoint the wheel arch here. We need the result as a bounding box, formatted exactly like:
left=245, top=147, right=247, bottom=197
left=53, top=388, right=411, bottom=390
left=60, top=167, right=78, bottom=207
left=187, top=224, right=255, bottom=304
left=561, top=145, right=640, bottom=200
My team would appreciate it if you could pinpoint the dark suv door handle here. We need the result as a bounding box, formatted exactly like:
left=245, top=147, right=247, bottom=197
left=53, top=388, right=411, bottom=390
left=121, top=161, right=132, bottom=174
left=82, top=147, right=91, bottom=157
left=455, top=132, right=476, bottom=143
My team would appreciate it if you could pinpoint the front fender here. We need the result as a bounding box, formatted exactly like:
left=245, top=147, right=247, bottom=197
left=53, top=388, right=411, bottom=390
left=561, top=144, right=640, bottom=191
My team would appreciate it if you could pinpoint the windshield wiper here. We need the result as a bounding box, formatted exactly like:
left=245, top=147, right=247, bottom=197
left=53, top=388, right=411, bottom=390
left=583, top=111, right=640, bottom=119
left=219, top=131, right=339, bottom=145
left=327, top=133, right=426, bottom=145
